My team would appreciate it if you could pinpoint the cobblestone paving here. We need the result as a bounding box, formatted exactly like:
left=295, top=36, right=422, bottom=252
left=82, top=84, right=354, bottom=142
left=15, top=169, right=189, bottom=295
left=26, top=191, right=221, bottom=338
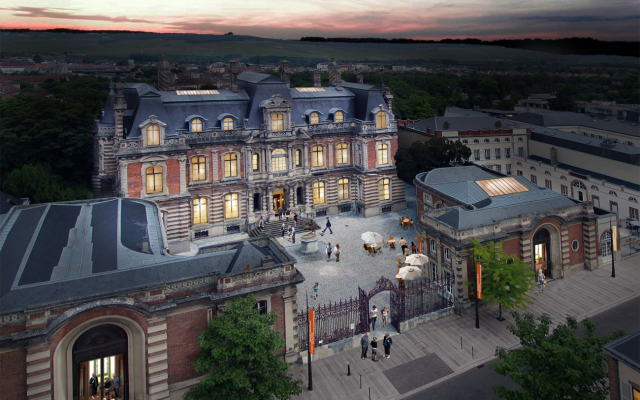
left=382, top=353, right=454, bottom=394
left=282, top=184, right=419, bottom=335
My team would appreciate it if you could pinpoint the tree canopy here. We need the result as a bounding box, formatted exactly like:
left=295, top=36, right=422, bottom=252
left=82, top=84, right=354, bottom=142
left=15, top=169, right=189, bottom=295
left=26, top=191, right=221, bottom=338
left=492, top=312, right=625, bottom=400
left=394, top=138, right=471, bottom=183
left=184, top=294, right=302, bottom=400
left=2, top=164, right=93, bottom=203
left=469, top=239, right=536, bottom=320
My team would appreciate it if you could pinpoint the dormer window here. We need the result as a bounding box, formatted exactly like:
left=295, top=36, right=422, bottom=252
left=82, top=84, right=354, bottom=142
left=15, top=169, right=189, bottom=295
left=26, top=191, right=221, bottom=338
left=376, top=111, right=386, bottom=129
left=147, top=125, right=160, bottom=146
left=222, top=117, right=234, bottom=130
left=272, top=114, right=284, bottom=131
left=310, top=112, right=320, bottom=125
left=335, top=111, right=344, bottom=123
left=191, top=118, right=203, bottom=132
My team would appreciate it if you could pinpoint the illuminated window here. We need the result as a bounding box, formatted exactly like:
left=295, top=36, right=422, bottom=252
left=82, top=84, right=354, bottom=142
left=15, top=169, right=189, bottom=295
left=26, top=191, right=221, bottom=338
left=379, top=178, right=390, bottom=200
left=224, top=193, right=239, bottom=219
left=295, top=149, right=301, bottom=167
left=312, top=145, right=324, bottom=167
left=252, top=153, right=259, bottom=171
left=193, top=198, right=208, bottom=224
left=335, top=111, right=344, bottom=123
left=309, top=112, right=319, bottom=124
left=338, top=178, right=349, bottom=200
left=378, top=143, right=388, bottom=165
left=313, top=181, right=325, bottom=204
left=223, top=153, right=237, bottom=178
left=147, top=125, right=160, bottom=146
left=271, top=114, right=283, bottom=131
left=222, top=117, right=234, bottom=130
left=191, top=156, right=206, bottom=181
left=146, top=166, right=162, bottom=194
left=376, top=111, right=386, bottom=128
left=191, top=118, right=203, bottom=132
left=271, top=149, right=287, bottom=172
left=336, top=143, right=348, bottom=164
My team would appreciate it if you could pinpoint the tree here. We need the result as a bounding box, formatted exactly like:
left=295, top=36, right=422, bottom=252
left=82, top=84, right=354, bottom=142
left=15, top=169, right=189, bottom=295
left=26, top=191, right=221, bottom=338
left=2, top=164, right=93, bottom=203
left=549, top=84, right=579, bottom=111
left=492, top=312, right=625, bottom=400
left=469, top=239, right=535, bottom=320
left=32, top=54, right=43, bottom=63
left=394, top=139, right=472, bottom=183
left=184, top=294, right=302, bottom=400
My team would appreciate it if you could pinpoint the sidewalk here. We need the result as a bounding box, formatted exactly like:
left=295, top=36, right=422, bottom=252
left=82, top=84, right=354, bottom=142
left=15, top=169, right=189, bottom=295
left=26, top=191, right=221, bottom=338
left=289, top=254, right=640, bottom=400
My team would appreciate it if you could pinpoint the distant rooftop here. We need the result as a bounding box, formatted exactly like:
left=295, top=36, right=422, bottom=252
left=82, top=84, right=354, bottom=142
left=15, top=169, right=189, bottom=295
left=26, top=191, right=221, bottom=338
left=603, top=330, right=640, bottom=372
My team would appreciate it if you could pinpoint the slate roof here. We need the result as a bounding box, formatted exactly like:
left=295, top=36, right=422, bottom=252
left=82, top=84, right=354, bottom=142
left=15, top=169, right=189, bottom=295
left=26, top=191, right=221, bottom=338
left=0, top=198, right=292, bottom=314
left=0, top=191, right=26, bottom=215
left=417, top=165, right=579, bottom=230
left=408, top=116, right=506, bottom=133
left=508, top=109, right=640, bottom=138
left=444, top=107, right=489, bottom=118
left=603, top=330, right=640, bottom=372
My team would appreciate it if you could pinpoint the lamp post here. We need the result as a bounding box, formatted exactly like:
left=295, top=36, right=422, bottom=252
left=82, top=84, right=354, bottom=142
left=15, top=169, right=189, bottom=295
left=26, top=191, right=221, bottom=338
left=610, top=217, right=616, bottom=278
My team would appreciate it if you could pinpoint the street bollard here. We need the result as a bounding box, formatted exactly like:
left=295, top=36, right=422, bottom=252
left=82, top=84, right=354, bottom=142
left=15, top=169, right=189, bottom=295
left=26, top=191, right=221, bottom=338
left=347, top=362, right=351, bottom=376
left=369, top=387, right=371, bottom=400
left=360, top=375, right=362, bottom=389
left=461, top=336, right=463, bottom=349
left=472, top=346, right=474, bottom=359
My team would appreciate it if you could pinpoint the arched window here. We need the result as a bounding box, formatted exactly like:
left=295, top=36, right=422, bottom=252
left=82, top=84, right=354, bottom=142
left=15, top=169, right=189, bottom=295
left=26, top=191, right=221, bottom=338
left=630, top=197, right=638, bottom=203
left=313, top=181, right=325, bottom=204
left=378, top=143, right=389, bottom=165
left=271, top=113, right=283, bottom=131
left=504, top=138, right=510, bottom=142
left=609, top=190, right=618, bottom=196
left=309, top=112, right=319, bottom=124
left=191, top=118, right=203, bottom=132
left=191, top=156, right=206, bottom=181
left=516, top=162, right=522, bottom=166
left=147, top=125, right=160, bottom=146
left=336, top=143, right=348, bottom=165
left=252, top=153, right=260, bottom=171
left=484, top=139, right=490, bottom=143
left=573, top=181, right=586, bottom=189
left=224, top=193, right=239, bottom=219
left=530, top=166, right=536, bottom=171
left=334, top=111, right=344, bottom=123
left=494, top=138, right=501, bottom=143
left=312, top=145, right=324, bottom=167
left=376, top=111, right=386, bottom=128
left=379, top=178, right=390, bottom=201
left=223, top=153, right=238, bottom=178
left=560, top=176, right=567, bottom=180
left=146, top=166, right=163, bottom=194
left=545, top=171, right=551, bottom=175
left=271, top=149, right=287, bottom=172
left=193, top=198, right=208, bottom=224
left=517, top=137, right=524, bottom=142
left=473, top=139, right=479, bottom=144
left=462, top=140, right=468, bottom=144
left=222, top=117, right=234, bottom=130
left=338, top=178, right=349, bottom=200
left=591, top=185, right=599, bottom=191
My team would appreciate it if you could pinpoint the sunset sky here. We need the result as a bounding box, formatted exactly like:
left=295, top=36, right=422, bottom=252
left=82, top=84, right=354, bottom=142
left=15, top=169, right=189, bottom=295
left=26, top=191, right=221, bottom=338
left=1, top=0, right=638, bottom=41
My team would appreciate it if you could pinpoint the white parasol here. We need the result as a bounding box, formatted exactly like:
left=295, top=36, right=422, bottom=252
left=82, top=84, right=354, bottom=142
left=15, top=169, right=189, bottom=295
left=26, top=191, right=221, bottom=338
left=404, top=254, right=430, bottom=266
left=395, top=266, right=423, bottom=281
left=361, top=232, right=383, bottom=244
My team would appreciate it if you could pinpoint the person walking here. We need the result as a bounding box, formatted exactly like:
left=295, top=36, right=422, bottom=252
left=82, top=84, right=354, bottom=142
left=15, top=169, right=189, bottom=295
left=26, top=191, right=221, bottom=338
left=538, top=270, right=546, bottom=292
left=411, top=242, right=417, bottom=254
left=321, top=217, right=333, bottom=235
left=293, top=212, right=298, bottom=227
left=381, top=307, right=388, bottom=328
left=313, top=282, right=319, bottom=299
left=286, top=208, right=291, bottom=220
left=89, top=373, right=98, bottom=399
left=371, top=336, right=379, bottom=361
left=259, top=213, right=264, bottom=229
left=361, top=333, right=370, bottom=360
left=291, top=226, right=296, bottom=244
left=113, top=374, right=120, bottom=399
left=370, top=305, right=379, bottom=331
left=399, top=237, right=407, bottom=253
left=277, top=205, right=283, bottom=220
left=383, top=333, right=393, bottom=358
left=282, top=223, right=286, bottom=239
left=104, top=377, right=112, bottom=397
left=334, top=244, right=341, bottom=262
left=326, top=242, right=332, bottom=261
left=287, top=226, right=293, bottom=242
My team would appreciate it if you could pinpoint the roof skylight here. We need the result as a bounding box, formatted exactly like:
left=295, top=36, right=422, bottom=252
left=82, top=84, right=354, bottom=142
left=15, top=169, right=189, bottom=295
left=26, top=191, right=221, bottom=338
left=476, top=177, right=529, bottom=197
left=177, top=90, right=219, bottom=95
left=296, top=87, right=325, bottom=92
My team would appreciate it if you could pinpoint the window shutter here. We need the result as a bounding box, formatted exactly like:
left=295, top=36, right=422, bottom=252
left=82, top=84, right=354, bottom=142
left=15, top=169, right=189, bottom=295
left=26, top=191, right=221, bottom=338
left=621, top=380, right=631, bottom=400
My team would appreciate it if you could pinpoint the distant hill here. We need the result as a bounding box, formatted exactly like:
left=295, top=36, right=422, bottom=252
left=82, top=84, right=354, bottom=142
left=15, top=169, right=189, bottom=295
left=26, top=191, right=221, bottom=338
left=1, top=30, right=637, bottom=65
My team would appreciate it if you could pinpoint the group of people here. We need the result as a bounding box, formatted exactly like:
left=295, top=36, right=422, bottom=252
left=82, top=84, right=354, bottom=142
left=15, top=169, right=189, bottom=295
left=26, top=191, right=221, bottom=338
left=398, top=237, right=418, bottom=256
left=282, top=224, right=296, bottom=244
left=325, top=242, right=341, bottom=261
left=360, top=332, right=393, bottom=361
left=369, top=305, right=389, bottom=330
left=89, top=373, right=120, bottom=399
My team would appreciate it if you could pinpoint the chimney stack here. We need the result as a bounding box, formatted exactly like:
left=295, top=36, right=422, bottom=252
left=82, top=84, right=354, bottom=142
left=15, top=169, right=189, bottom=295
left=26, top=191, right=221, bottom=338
left=383, top=85, right=393, bottom=114
left=114, top=82, right=127, bottom=140
left=280, top=60, right=290, bottom=89
left=229, top=59, right=240, bottom=93
left=156, top=55, right=175, bottom=91
left=357, top=74, right=364, bottom=84
left=313, top=70, right=321, bottom=87
left=328, top=57, right=342, bottom=88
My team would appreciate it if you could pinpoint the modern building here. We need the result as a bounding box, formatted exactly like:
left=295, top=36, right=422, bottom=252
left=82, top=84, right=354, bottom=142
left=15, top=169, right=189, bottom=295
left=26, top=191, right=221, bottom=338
left=576, top=100, right=640, bottom=121
left=517, top=93, right=556, bottom=109
left=603, top=330, right=640, bottom=400
left=414, top=165, right=618, bottom=314
left=93, top=60, right=405, bottom=250
left=397, top=116, right=529, bottom=174
left=0, top=198, right=304, bottom=400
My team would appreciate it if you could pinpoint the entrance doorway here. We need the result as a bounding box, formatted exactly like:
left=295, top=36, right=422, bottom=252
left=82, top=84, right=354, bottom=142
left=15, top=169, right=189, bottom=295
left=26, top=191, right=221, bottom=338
left=273, top=189, right=286, bottom=212
left=601, top=230, right=612, bottom=263
left=73, top=325, right=128, bottom=400
left=253, top=193, right=261, bottom=212
left=533, top=228, right=551, bottom=279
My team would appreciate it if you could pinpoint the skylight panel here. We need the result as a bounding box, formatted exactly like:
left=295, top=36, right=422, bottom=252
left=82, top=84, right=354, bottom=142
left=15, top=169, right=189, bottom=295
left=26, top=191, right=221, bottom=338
left=476, top=177, right=529, bottom=197
left=296, top=87, right=325, bottom=92
left=177, top=90, right=219, bottom=95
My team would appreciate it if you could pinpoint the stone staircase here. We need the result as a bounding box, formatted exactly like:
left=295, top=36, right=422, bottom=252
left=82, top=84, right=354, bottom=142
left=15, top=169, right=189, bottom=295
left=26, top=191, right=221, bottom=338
left=248, top=217, right=320, bottom=238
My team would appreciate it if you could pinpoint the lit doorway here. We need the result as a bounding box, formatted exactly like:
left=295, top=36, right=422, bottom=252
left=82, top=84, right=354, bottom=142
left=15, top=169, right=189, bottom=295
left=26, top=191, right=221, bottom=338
left=73, top=325, right=128, bottom=400
left=533, top=228, right=551, bottom=279
left=273, top=189, right=286, bottom=212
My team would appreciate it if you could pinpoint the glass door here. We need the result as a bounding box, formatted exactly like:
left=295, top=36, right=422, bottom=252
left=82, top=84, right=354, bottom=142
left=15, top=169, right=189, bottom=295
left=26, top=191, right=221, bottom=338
left=81, top=354, right=125, bottom=399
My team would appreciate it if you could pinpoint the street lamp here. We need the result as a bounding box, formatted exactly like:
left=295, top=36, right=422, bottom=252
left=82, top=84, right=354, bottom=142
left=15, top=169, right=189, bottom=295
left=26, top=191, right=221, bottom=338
left=610, top=217, right=616, bottom=278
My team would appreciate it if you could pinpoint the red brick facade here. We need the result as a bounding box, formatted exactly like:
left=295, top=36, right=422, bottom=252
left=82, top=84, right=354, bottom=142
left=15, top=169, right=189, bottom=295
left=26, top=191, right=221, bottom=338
left=0, top=347, right=27, bottom=399
left=166, top=307, right=209, bottom=384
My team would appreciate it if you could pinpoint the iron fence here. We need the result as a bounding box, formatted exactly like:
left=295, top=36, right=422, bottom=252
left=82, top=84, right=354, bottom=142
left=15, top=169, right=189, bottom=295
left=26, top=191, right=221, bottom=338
left=298, top=297, right=364, bottom=351
left=403, top=276, right=454, bottom=320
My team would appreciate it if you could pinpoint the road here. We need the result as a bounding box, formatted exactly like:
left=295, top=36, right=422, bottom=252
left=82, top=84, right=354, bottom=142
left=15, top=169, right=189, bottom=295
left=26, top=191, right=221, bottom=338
left=402, top=296, right=640, bottom=400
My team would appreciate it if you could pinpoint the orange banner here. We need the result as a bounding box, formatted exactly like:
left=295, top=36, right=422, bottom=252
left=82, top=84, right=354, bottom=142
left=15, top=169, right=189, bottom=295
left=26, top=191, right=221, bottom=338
left=418, top=235, right=422, bottom=254
left=309, top=309, right=315, bottom=355
left=476, top=263, right=482, bottom=300
left=612, top=226, right=618, bottom=252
